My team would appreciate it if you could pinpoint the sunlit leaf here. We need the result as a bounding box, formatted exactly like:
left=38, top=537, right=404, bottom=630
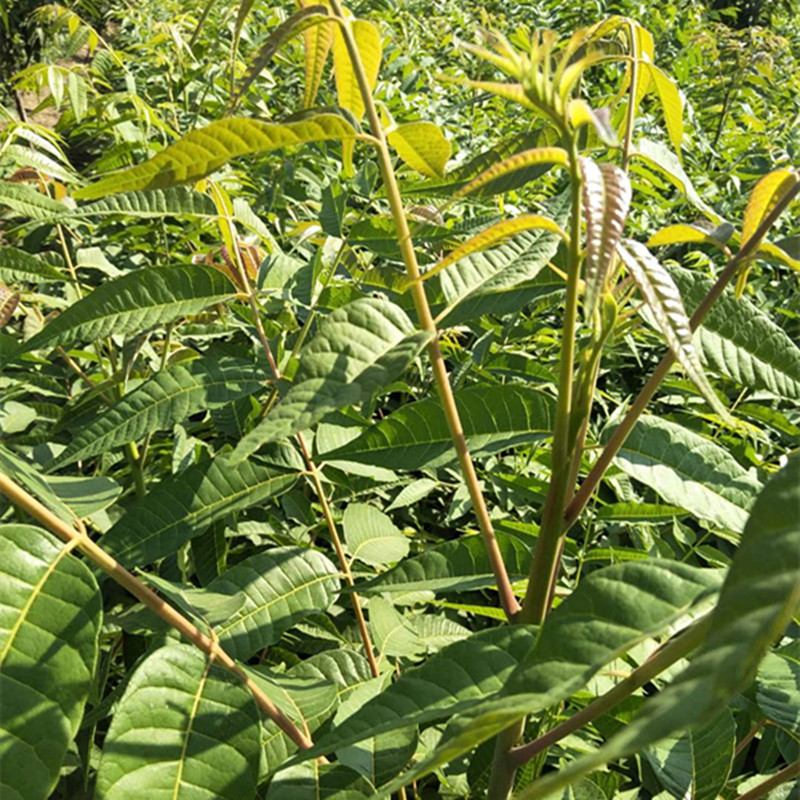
left=333, top=18, right=381, bottom=123
left=387, top=121, right=451, bottom=178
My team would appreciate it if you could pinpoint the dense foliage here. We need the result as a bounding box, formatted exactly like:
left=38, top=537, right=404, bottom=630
left=1, top=1, right=799, bottom=799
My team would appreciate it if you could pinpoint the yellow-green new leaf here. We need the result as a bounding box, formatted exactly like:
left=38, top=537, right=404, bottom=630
left=742, top=169, right=799, bottom=247
left=74, top=115, right=358, bottom=199
left=333, top=18, right=381, bottom=123
left=644, top=63, right=684, bottom=154
left=421, top=215, right=567, bottom=283
left=454, top=147, right=569, bottom=200
left=302, top=1, right=334, bottom=107
left=387, top=122, right=450, bottom=179
left=647, top=224, right=728, bottom=252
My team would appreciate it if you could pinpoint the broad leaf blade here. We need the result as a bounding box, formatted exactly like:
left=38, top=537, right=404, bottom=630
left=617, top=238, right=728, bottom=418
left=0, top=525, right=102, bottom=800
left=332, top=19, right=381, bottom=123
left=343, top=503, right=409, bottom=566
left=100, top=455, right=299, bottom=567
left=210, top=546, right=340, bottom=660
left=48, top=357, right=265, bottom=469
left=69, top=187, right=219, bottom=220
left=75, top=115, right=358, bottom=199
left=233, top=297, right=431, bottom=461
left=387, top=122, right=451, bottom=179
left=4, top=265, right=234, bottom=364
left=517, top=453, right=800, bottom=799
left=321, top=385, right=553, bottom=470
left=294, top=625, right=537, bottom=762
left=94, top=644, right=260, bottom=800
left=609, top=415, right=761, bottom=533
left=0, top=246, right=65, bottom=283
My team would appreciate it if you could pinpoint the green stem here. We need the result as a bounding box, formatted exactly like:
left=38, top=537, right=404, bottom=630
left=518, top=136, right=583, bottom=627
left=329, top=0, right=519, bottom=622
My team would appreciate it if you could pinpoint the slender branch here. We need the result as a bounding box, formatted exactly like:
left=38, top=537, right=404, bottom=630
left=0, top=472, right=312, bottom=750
left=329, top=0, right=519, bottom=622
left=735, top=759, right=800, bottom=800
left=508, top=612, right=712, bottom=767
left=564, top=174, right=800, bottom=530
left=215, top=191, right=379, bottom=675
left=734, top=718, right=767, bottom=758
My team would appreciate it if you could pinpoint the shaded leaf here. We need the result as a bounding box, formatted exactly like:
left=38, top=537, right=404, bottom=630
left=0, top=246, right=65, bottom=283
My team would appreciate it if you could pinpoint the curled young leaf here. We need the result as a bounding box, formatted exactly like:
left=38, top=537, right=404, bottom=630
left=580, top=157, right=631, bottom=319
left=616, top=239, right=729, bottom=419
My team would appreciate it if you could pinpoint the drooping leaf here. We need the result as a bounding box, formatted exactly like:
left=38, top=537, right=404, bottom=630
left=94, top=644, right=261, bottom=800
left=617, top=238, right=729, bottom=418
left=0, top=525, right=102, bottom=800
left=0, top=246, right=65, bottom=283
left=643, top=63, right=684, bottom=154
left=609, top=415, right=761, bottom=533
left=516, top=453, right=800, bottom=799
left=294, top=625, right=537, bottom=762
left=377, top=560, right=723, bottom=792
left=670, top=266, right=800, bottom=400
left=580, top=157, right=631, bottom=317
left=756, top=643, right=800, bottom=734
left=48, top=357, right=265, bottom=469
left=332, top=18, right=381, bottom=123
left=100, top=455, right=299, bottom=567
left=209, top=546, right=340, bottom=660
left=387, top=122, right=451, bottom=179
left=453, top=147, right=569, bottom=200
left=356, top=531, right=534, bottom=595
left=343, top=503, right=409, bottom=566
left=235, top=5, right=331, bottom=106
left=643, top=709, right=736, bottom=800
left=742, top=169, right=799, bottom=247
left=74, top=115, right=358, bottom=199
left=421, top=214, right=567, bottom=284
left=647, top=223, right=729, bottom=251
left=437, top=191, right=570, bottom=326
left=321, top=385, right=553, bottom=470
left=232, top=297, right=431, bottom=461
left=3, top=265, right=234, bottom=365
left=301, top=1, right=334, bottom=108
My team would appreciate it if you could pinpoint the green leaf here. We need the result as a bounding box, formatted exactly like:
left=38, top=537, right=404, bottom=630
left=45, top=474, right=122, bottom=516
left=3, top=265, right=234, bottom=365
left=356, top=531, right=533, bottom=595
left=48, top=357, right=265, bottom=469
left=74, top=115, right=359, bottom=199
left=302, top=3, right=335, bottom=108
left=437, top=191, right=570, bottom=326
left=232, top=297, right=431, bottom=461
left=643, top=709, right=735, bottom=800
left=321, top=384, right=553, bottom=470
left=0, top=525, right=102, bottom=800
left=580, top=157, right=631, bottom=318
left=383, top=560, right=721, bottom=791
left=369, top=597, right=425, bottom=661
left=209, top=546, right=340, bottom=660
left=333, top=18, right=381, bottom=124
left=294, top=625, right=537, bottom=762
left=0, top=182, right=66, bottom=220
left=343, top=503, right=409, bottom=566
left=617, top=239, right=729, bottom=418
left=387, top=122, right=451, bottom=179
left=609, top=415, right=761, bottom=533
left=517, top=453, right=800, bottom=799
left=670, top=266, right=800, bottom=400
left=757, top=643, right=800, bottom=733
left=94, top=644, right=260, bottom=800
left=100, top=455, right=299, bottom=567
left=0, top=246, right=65, bottom=283
left=265, top=763, right=374, bottom=800
left=70, top=186, right=219, bottom=220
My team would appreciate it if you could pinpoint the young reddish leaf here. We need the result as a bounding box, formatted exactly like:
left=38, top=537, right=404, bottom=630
left=580, top=157, right=631, bottom=318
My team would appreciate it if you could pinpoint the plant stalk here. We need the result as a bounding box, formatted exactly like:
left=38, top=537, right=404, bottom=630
left=0, top=471, right=312, bottom=750
left=329, top=0, right=520, bottom=622
left=735, top=759, right=800, bottom=800
left=564, top=174, right=800, bottom=530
